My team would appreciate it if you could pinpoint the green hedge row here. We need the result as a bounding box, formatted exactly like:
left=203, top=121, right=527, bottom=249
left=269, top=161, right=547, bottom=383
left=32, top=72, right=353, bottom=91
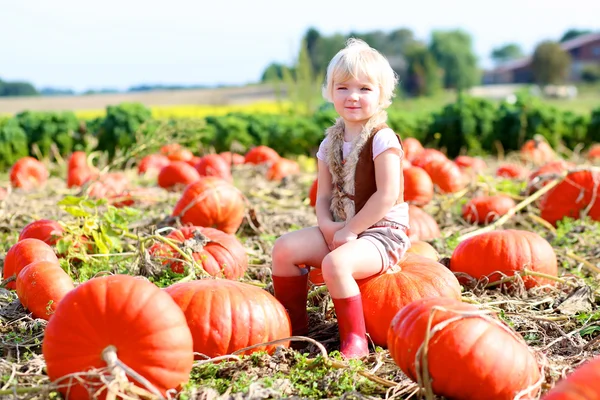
left=1, top=94, right=599, bottom=170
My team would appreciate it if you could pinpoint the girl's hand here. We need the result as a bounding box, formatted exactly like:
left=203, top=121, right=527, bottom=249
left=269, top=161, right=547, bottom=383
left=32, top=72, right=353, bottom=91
left=332, top=226, right=358, bottom=249
left=319, top=220, right=345, bottom=250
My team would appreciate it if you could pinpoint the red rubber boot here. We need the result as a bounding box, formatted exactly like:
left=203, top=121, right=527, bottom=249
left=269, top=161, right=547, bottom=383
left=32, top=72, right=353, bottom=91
left=332, top=294, right=369, bottom=359
left=272, top=273, right=309, bottom=336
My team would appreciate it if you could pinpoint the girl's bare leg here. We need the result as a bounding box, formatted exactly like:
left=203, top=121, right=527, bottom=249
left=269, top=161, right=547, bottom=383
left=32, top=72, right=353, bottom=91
left=320, top=239, right=384, bottom=359
left=271, top=226, right=331, bottom=277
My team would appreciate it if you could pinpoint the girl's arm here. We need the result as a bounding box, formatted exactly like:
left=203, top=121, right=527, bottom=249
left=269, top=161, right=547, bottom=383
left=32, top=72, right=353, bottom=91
left=344, top=148, right=402, bottom=234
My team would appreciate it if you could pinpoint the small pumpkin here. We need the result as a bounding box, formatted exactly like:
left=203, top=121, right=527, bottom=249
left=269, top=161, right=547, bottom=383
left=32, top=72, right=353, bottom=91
left=266, top=158, right=300, bottom=181
left=411, top=148, right=447, bottom=169
left=195, top=154, right=233, bottom=182
left=526, top=160, right=575, bottom=195
left=454, top=155, right=487, bottom=173
left=138, top=153, right=171, bottom=176
left=3, top=238, right=59, bottom=290
left=172, top=177, right=245, bottom=234
left=422, top=159, right=468, bottom=194
left=165, top=279, right=291, bottom=358
left=388, top=297, right=541, bottom=400
left=542, top=356, right=600, bottom=399
left=496, top=163, right=529, bottom=179
left=402, top=138, right=425, bottom=162
left=10, top=157, right=48, bottom=190
left=219, top=151, right=245, bottom=166
left=357, top=253, right=462, bottom=347
left=403, top=166, right=434, bottom=206
left=149, top=226, right=248, bottom=279
left=19, top=219, right=64, bottom=246
left=406, top=205, right=441, bottom=241
left=308, top=178, right=318, bottom=207
left=158, top=161, right=201, bottom=190
left=449, top=229, right=558, bottom=289
left=42, top=274, right=194, bottom=399
left=462, top=195, right=516, bottom=225
left=587, top=144, right=600, bottom=164
left=520, top=137, right=555, bottom=165
left=16, top=261, right=74, bottom=320
left=406, top=240, right=439, bottom=261
left=244, top=145, right=281, bottom=165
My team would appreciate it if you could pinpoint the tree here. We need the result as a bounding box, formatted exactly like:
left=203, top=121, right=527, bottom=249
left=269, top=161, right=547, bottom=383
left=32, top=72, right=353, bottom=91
left=531, top=41, right=572, bottom=85
left=429, top=30, right=480, bottom=90
left=560, top=29, right=592, bottom=42
left=491, top=43, right=524, bottom=65
left=302, top=27, right=321, bottom=73
left=0, top=79, right=38, bottom=97
left=260, top=63, right=295, bottom=82
left=403, top=44, right=442, bottom=97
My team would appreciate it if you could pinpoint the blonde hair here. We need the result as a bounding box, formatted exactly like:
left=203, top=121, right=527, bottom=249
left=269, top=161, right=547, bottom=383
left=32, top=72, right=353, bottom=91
left=322, top=38, right=399, bottom=109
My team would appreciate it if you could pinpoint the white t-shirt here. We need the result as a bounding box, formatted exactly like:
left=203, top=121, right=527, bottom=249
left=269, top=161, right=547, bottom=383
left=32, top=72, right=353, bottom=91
left=315, top=128, right=409, bottom=228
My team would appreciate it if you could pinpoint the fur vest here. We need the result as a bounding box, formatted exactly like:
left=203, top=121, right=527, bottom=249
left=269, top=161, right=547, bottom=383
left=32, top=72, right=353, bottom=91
left=325, top=111, right=404, bottom=222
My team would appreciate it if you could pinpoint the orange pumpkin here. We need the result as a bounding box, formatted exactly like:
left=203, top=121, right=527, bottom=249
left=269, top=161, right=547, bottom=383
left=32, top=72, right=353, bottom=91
left=266, top=158, right=300, bottom=181
left=157, top=161, right=201, bottom=190
left=462, top=195, right=516, bottom=225
left=539, top=170, right=600, bottom=226
left=526, top=160, right=575, bottom=195
left=403, top=166, right=434, bottom=206
left=587, top=144, right=600, bottom=163
left=449, top=229, right=558, bottom=289
left=406, top=205, right=441, bottom=241
left=42, top=274, right=194, bottom=399
left=308, top=178, right=318, bottom=207
left=138, top=153, right=171, bottom=176
left=388, top=297, right=541, bottom=400
left=66, top=151, right=98, bottom=188
left=401, top=138, right=425, bottom=162
left=496, top=163, right=529, bottom=179
left=172, top=177, right=245, bottom=234
left=244, top=145, right=280, bottom=165
left=3, top=238, right=59, bottom=290
left=19, top=219, right=64, bottom=246
left=520, top=137, right=555, bottom=166
left=422, top=159, right=468, bottom=194
left=411, top=148, right=447, bottom=169
left=10, top=157, right=49, bottom=190
left=542, top=356, right=600, bottom=399
left=357, top=253, right=461, bottom=346
left=195, top=154, right=233, bottom=182
left=165, top=279, right=291, bottom=358
left=149, top=226, right=248, bottom=279
left=406, top=240, right=439, bottom=261
left=219, top=151, right=245, bottom=166
left=454, top=155, right=487, bottom=173
left=16, top=261, right=74, bottom=320
left=162, top=144, right=194, bottom=162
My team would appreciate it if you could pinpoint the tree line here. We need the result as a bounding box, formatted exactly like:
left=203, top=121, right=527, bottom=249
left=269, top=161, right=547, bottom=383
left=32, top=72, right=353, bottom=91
left=260, top=27, right=599, bottom=97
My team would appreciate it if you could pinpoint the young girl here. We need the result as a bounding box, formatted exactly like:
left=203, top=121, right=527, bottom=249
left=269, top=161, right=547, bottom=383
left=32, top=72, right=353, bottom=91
left=271, top=38, right=410, bottom=359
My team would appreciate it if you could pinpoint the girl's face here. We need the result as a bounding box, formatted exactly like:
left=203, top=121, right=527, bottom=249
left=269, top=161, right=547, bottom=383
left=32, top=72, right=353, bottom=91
left=332, top=73, right=381, bottom=129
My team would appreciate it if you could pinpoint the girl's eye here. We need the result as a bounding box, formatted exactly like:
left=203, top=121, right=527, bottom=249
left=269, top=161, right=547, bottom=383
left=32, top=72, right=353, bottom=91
left=361, top=87, right=371, bottom=91
left=337, top=87, right=347, bottom=90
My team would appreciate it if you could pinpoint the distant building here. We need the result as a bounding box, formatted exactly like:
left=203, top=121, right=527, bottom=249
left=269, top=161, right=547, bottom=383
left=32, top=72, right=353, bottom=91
left=483, top=32, right=600, bottom=84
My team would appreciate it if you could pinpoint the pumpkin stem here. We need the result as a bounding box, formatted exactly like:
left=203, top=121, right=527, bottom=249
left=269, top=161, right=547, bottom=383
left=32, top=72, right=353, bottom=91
left=101, top=345, right=166, bottom=400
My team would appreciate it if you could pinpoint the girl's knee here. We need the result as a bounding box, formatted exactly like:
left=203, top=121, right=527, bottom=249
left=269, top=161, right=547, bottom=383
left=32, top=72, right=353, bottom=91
left=272, top=233, right=298, bottom=264
left=321, top=253, right=346, bottom=281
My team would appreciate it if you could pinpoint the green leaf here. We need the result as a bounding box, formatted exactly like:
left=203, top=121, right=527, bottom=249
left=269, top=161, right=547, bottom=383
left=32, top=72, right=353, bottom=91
left=58, top=196, right=83, bottom=206
left=63, top=206, right=91, bottom=218
left=92, top=231, right=109, bottom=254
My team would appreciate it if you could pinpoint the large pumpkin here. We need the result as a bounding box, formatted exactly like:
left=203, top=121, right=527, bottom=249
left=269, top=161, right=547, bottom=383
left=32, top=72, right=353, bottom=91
left=406, top=205, right=441, bottom=241
left=16, top=261, right=74, bottom=321
left=356, top=253, right=462, bottom=347
left=539, top=170, right=600, bottom=226
left=42, top=274, right=194, bottom=399
left=172, top=176, right=245, bottom=234
left=402, top=138, right=425, bottom=162
left=10, top=157, right=48, bottom=190
left=403, top=166, right=434, bottom=206
left=149, top=226, right=248, bottom=279
left=3, top=238, right=59, bottom=290
left=449, top=229, right=558, bottom=289
left=388, top=297, right=541, bottom=400
left=422, top=159, right=468, bottom=194
left=158, top=161, right=201, bottom=190
left=526, top=160, right=575, bottom=195
left=542, top=356, right=600, bottom=399
left=165, top=279, right=291, bottom=358
left=406, top=240, right=439, bottom=261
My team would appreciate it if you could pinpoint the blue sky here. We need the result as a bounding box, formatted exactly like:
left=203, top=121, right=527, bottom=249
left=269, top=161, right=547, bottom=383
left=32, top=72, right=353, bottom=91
left=1, top=0, right=597, bottom=92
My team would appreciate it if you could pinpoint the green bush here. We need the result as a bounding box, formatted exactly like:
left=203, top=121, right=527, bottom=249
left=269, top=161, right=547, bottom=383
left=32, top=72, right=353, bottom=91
left=0, top=118, right=29, bottom=169
left=587, top=107, right=600, bottom=144
left=96, top=102, right=153, bottom=159
left=15, top=110, right=81, bottom=158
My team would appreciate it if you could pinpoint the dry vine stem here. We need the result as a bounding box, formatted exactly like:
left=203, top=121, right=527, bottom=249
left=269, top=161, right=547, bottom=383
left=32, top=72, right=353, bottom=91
left=457, top=174, right=565, bottom=242
left=414, top=305, right=544, bottom=400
